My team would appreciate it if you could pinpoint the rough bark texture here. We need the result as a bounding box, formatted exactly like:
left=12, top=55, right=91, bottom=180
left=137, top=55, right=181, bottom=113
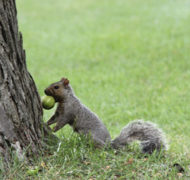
left=0, top=0, right=54, bottom=166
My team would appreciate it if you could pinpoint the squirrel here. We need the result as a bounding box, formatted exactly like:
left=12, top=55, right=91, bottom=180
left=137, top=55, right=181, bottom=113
left=44, top=77, right=167, bottom=154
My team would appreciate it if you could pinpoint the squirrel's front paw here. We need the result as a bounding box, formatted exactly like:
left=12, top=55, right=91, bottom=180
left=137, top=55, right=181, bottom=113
left=52, top=126, right=59, bottom=132
left=52, top=126, right=57, bottom=132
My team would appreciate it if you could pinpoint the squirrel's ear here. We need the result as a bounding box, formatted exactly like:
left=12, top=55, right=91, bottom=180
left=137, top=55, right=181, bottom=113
left=61, top=78, right=69, bottom=86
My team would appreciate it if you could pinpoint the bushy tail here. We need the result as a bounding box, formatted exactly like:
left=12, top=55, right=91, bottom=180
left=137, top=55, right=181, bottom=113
left=111, top=120, right=168, bottom=154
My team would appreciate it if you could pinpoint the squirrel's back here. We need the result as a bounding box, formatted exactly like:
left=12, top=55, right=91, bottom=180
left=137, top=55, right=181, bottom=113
left=71, top=101, right=111, bottom=143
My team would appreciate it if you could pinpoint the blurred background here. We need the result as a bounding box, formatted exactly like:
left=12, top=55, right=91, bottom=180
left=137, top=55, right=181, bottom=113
left=17, top=0, right=190, bottom=154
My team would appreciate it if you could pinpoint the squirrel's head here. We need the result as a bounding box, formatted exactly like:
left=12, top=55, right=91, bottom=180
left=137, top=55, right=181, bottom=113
left=44, top=77, right=70, bottom=102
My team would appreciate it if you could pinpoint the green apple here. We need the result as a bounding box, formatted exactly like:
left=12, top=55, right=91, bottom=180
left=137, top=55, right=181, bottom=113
left=41, top=95, right=55, bottom=110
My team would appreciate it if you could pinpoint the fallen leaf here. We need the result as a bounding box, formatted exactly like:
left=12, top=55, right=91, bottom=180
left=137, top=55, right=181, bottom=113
left=41, top=161, right=46, bottom=168
left=126, top=158, right=134, bottom=165
left=83, top=161, right=91, bottom=165
left=177, top=173, right=183, bottom=177
left=105, top=165, right=110, bottom=170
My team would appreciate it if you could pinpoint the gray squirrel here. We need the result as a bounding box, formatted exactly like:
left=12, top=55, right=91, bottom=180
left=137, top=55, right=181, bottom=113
left=44, top=77, right=167, bottom=154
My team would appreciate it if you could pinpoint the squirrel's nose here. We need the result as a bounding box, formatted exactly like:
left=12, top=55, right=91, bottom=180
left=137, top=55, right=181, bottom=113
left=44, top=89, right=49, bottom=95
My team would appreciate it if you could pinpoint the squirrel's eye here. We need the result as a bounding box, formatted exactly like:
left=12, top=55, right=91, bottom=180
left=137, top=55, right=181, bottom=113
left=54, top=86, right=59, bottom=89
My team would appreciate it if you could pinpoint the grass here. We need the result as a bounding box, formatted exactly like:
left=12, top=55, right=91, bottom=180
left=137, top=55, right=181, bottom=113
left=2, top=0, right=190, bottom=179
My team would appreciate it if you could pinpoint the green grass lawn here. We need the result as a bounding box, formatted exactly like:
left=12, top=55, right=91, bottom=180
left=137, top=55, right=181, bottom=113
left=3, top=0, right=190, bottom=179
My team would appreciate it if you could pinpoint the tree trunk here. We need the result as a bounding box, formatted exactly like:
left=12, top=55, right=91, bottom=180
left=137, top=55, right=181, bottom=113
left=0, top=0, right=54, bottom=167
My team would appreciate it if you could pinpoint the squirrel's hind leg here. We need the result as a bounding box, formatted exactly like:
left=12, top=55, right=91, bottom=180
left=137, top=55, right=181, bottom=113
left=91, top=135, right=106, bottom=148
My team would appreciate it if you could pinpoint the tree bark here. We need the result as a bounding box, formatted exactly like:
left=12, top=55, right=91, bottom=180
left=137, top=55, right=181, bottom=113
left=0, top=0, right=54, bottom=167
